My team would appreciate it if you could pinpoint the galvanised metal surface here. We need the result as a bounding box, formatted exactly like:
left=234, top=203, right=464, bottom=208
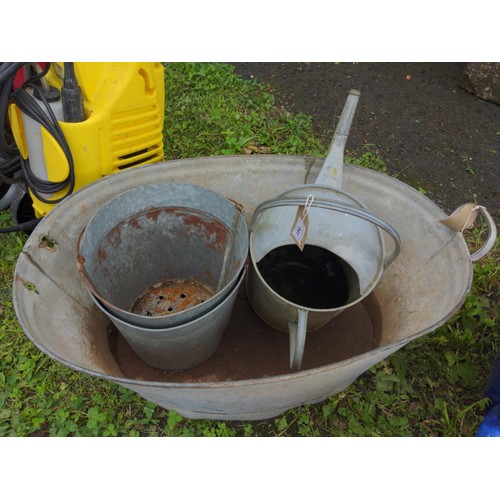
left=246, top=90, right=400, bottom=371
left=12, top=155, right=495, bottom=420
left=315, top=89, right=360, bottom=189
left=90, top=272, right=245, bottom=371
left=247, top=187, right=401, bottom=371
left=77, top=182, right=248, bottom=329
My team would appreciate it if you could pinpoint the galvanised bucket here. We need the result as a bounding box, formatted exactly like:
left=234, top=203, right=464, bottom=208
left=77, top=182, right=248, bottom=330
left=90, top=271, right=245, bottom=371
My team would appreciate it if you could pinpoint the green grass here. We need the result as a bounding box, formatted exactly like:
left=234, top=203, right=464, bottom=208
left=0, top=62, right=498, bottom=437
left=163, top=62, right=325, bottom=159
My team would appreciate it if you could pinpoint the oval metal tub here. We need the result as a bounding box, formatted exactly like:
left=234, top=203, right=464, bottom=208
left=12, top=155, right=495, bottom=420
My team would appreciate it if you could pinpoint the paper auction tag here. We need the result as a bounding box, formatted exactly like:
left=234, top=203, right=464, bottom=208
left=290, top=195, right=314, bottom=251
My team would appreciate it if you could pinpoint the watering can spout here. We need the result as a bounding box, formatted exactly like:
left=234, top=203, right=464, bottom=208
left=315, top=89, right=360, bottom=189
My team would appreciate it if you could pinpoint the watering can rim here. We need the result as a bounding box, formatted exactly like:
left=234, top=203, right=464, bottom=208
left=245, top=252, right=379, bottom=315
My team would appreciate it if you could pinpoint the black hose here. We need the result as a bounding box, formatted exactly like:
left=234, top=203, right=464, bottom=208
left=0, top=62, right=25, bottom=84
left=22, top=62, right=51, bottom=87
left=1, top=63, right=78, bottom=233
left=11, top=85, right=76, bottom=204
left=0, top=218, right=39, bottom=234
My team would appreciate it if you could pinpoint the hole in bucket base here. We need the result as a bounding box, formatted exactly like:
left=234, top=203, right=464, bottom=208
left=130, top=279, right=215, bottom=317
left=257, top=244, right=360, bottom=309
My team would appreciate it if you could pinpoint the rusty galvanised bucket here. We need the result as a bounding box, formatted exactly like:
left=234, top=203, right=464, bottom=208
left=76, top=182, right=248, bottom=370
left=90, top=271, right=246, bottom=370
left=77, top=182, right=248, bottom=329
left=13, top=155, right=497, bottom=420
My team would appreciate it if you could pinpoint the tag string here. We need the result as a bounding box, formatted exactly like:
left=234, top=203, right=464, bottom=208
left=460, top=205, right=483, bottom=234
left=303, top=195, right=314, bottom=219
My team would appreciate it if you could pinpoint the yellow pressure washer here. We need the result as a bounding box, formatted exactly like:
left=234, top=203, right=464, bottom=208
left=0, top=62, right=165, bottom=233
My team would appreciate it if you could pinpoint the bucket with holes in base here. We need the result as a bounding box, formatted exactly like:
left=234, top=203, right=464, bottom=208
left=91, top=270, right=246, bottom=371
left=77, top=182, right=248, bottom=369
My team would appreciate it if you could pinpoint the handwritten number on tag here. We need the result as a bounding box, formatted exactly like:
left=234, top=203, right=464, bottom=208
left=292, top=217, right=306, bottom=243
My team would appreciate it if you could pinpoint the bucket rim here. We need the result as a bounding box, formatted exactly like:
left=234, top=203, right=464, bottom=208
left=76, top=181, right=249, bottom=326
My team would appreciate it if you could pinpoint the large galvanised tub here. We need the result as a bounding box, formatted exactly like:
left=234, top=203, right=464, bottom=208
left=13, top=155, right=495, bottom=420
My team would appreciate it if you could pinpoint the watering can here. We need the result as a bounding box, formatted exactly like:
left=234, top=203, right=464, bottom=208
left=247, top=90, right=401, bottom=371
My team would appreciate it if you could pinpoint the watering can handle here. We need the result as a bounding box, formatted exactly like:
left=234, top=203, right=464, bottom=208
left=288, top=309, right=308, bottom=371
left=250, top=196, right=401, bottom=269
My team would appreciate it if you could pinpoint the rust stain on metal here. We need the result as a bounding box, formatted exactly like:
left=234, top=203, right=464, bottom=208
left=131, top=279, right=215, bottom=317
left=104, top=222, right=123, bottom=249
left=110, top=296, right=379, bottom=382
left=127, top=216, right=141, bottom=229
left=178, top=210, right=229, bottom=251
left=96, top=245, right=107, bottom=264
left=143, top=206, right=230, bottom=251
left=100, top=207, right=230, bottom=255
left=145, top=207, right=162, bottom=223
left=227, top=197, right=245, bottom=213
left=76, top=254, right=85, bottom=272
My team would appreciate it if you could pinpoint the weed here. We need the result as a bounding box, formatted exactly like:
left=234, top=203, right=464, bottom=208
left=346, top=143, right=387, bottom=173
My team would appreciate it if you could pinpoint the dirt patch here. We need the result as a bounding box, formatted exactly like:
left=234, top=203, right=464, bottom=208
left=232, top=63, right=499, bottom=221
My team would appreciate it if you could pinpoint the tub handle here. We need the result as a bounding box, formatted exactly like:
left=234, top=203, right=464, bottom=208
left=250, top=196, right=401, bottom=269
left=440, top=204, right=497, bottom=262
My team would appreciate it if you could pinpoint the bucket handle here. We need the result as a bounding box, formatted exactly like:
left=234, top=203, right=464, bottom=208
left=250, top=196, right=401, bottom=269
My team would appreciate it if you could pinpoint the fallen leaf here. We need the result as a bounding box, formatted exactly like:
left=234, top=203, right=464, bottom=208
left=332, top=419, right=348, bottom=430
left=242, top=144, right=272, bottom=155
